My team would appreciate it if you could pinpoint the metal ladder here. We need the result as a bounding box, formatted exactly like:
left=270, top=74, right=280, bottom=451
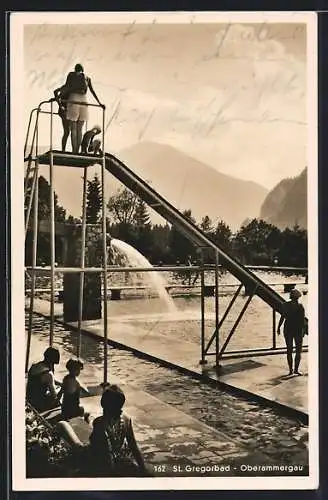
left=24, top=106, right=40, bottom=239
left=24, top=98, right=109, bottom=386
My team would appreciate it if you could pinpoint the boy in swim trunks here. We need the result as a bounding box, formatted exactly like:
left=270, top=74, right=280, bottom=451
left=277, top=288, right=306, bottom=375
left=81, top=125, right=102, bottom=155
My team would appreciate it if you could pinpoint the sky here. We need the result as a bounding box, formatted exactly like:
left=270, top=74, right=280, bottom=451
left=22, top=14, right=309, bottom=217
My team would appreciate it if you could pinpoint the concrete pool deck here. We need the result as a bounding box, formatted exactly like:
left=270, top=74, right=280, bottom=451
left=27, top=333, right=308, bottom=477
left=27, top=299, right=308, bottom=421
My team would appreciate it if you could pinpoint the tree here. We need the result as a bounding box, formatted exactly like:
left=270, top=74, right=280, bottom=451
left=25, top=175, right=68, bottom=265
left=132, top=198, right=153, bottom=255
left=107, top=187, right=138, bottom=224
left=278, top=225, right=307, bottom=267
left=213, top=220, right=232, bottom=252
left=232, top=218, right=281, bottom=265
left=86, top=174, right=102, bottom=224
left=169, top=209, right=196, bottom=263
left=183, top=209, right=195, bottom=222
left=133, top=199, right=151, bottom=227
left=66, top=215, right=81, bottom=225
left=25, top=175, right=67, bottom=222
left=197, top=215, right=214, bottom=262
left=200, top=215, right=214, bottom=235
left=150, top=223, right=171, bottom=264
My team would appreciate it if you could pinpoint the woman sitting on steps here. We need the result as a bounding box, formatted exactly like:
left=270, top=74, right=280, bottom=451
left=56, top=384, right=149, bottom=477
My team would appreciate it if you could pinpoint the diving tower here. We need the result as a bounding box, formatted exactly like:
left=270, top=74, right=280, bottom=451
left=24, top=99, right=308, bottom=381
left=24, top=99, right=109, bottom=382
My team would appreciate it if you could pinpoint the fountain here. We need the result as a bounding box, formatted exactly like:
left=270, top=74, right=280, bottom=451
left=110, top=238, right=177, bottom=313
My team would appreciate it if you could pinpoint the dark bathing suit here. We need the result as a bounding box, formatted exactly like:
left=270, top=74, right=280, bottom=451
left=282, top=300, right=305, bottom=353
left=61, top=374, right=84, bottom=419
left=88, top=414, right=142, bottom=476
left=26, top=361, right=57, bottom=412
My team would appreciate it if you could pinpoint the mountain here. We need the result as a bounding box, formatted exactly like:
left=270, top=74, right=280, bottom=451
left=260, top=168, right=307, bottom=229
left=118, top=142, right=268, bottom=229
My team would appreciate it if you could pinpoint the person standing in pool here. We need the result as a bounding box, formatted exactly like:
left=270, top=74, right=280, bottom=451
left=182, top=254, right=193, bottom=286
left=277, top=288, right=306, bottom=376
left=63, top=63, right=104, bottom=154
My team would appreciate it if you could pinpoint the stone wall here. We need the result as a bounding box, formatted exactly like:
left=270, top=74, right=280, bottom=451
left=63, top=224, right=107, bottom=322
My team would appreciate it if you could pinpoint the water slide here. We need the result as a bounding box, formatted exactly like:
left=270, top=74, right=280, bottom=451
left=37, top=149, right=299, bottom=315
left=104, top=153, right=287, bottom=315
left=26, top=103, right=300, bottom=318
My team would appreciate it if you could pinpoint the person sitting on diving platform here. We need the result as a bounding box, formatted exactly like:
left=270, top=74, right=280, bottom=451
left=81, top=125, right=102, bottom=155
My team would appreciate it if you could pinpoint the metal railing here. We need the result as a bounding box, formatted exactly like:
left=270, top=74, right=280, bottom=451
left=24, top=100, right=309, bottom=373
left=24, top=98, right=110, bottom=384
left=25, top=261, right=309, bottom=363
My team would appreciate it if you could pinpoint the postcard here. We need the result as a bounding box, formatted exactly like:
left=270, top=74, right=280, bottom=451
left=11, top=10, right=318, bottom=491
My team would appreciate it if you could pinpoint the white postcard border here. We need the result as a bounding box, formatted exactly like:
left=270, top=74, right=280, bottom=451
left=10, top=10, right=319, bottom=491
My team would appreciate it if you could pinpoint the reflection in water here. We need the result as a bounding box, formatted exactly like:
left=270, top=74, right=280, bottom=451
left=26, top=313, right=308, bottom=468
left=31, top=269, right=308, bottom=353
left=103, top=279, right=307, bottom=352
left=31, top=319, right=105, bottom=365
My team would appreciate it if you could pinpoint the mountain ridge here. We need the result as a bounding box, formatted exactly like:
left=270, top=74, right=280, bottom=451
left=260, top=168, right=307, bottom=229
left=118, top=141, right=268, bottom=229
left=33, top=142, right=269, bottom=229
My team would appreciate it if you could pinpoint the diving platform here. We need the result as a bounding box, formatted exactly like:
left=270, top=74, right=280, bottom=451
left=36, top=150, right=103, bottom=168
left=104, top=153, right=292, bottom=316
left=24, top=99, right=308, bottom=371
left=31, top=148, right=304, bottom=316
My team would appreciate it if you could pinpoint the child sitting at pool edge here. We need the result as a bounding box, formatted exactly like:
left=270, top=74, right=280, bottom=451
left=58, top=358, right=90, bottom=421
left=88, top=384, right=149, bottom=476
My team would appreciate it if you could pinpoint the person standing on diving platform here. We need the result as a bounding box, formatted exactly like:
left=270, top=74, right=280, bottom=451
left=62, top=63, right=105, bottom=154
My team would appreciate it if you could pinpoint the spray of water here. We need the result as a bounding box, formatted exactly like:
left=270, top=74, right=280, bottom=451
left=110, top=239, right=176, bottom=313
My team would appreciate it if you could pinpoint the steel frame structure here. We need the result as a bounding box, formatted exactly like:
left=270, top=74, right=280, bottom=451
left=25, top=99, right=308, bottom=378
left=197, top=248, right=308, bottom=365
left=24, top=99, right=110, bottom=383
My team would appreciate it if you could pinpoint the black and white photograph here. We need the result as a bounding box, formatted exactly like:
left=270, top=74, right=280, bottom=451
left=11, top=11, right=318, bottom=490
